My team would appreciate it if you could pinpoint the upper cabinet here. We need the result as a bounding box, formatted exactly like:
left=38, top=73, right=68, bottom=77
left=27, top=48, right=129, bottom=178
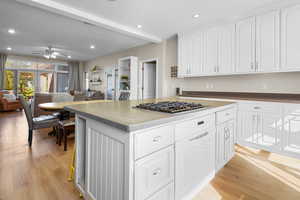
left=178, top=5, right=300, bottom=78
left=236, top=11, right=280, bottom=73
left=281, top=5, right=300, bottom=71
left=218, top=24, right=236, bottom=74
left=256, top=11, right=280, bottom=72
left=178, top=24, right=235, bottom=77
left=236, top=17, right=256, bottom=73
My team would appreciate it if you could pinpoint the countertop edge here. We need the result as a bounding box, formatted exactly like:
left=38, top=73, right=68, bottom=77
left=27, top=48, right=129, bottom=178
left=65, top=102, right=236, bottom=132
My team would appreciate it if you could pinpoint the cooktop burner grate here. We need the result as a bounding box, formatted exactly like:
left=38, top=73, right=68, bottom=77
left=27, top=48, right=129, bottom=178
left=135, top=101, right=206, bottom=113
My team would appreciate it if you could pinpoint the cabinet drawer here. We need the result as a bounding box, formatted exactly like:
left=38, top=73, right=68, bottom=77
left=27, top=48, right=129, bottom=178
left=216, top=108, right=235, bottom=124
left=135, top=125, right=174, bottom=160
left=147, top=183, right=174, bottom=200
left=175, top=114, right=215, bottom=141
left=135, top=146, right=174, bottom=200
left=239, top=102, right=282, bottom=114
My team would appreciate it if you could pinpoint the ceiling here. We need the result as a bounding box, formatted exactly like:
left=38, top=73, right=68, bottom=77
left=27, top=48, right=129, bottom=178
left=1, top=0, right=300, bottom=61
left=0, top=0, right=148, bottom=61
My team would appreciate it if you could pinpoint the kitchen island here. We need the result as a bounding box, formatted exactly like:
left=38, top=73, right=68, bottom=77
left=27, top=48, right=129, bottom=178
left=65, top=98, right=237, bottom=200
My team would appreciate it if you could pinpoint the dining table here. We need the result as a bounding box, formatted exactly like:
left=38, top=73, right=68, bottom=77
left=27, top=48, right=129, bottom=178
left=38, top=100, right=111, bottom=135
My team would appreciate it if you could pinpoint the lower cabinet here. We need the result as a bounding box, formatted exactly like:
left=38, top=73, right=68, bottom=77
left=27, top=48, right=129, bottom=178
left=147, top=183, right=174, bottom=200
left=175, top=128, right=215, bottom=200
left=216, top=120, right=235, bottom=171
left=135, top=146, right=174, bottom=200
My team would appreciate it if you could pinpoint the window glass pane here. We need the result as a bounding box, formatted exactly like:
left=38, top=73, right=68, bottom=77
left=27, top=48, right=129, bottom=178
left=57, top=64, right=69, bottom=72
left=5, top=58, right=55, bottom=71
left=4, top=70, right=15, bottom=90
left=39, top=72, right=54, bottom=92
left=18, top=72, right=35, bottom=99
left=57, top=73, right=69, bottom=92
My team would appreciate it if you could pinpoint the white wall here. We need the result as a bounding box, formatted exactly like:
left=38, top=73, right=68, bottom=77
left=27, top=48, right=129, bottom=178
left=85, top=36, right=300, bottom=97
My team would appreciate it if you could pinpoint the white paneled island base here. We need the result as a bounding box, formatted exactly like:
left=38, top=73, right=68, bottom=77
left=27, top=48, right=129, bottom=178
left=67, top=99, right=236, bottom=200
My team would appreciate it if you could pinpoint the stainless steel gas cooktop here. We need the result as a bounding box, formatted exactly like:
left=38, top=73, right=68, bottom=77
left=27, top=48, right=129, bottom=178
left=135, top=101, right=206, bottom=113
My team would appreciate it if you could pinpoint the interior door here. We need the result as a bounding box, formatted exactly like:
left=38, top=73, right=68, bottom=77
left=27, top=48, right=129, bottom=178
left=236, top=17, right=256, bottom=73
left=256, top=11, right=280, bottom=72
left=204, top=28, right=218, bottom=74
left=281, top=4, right=300, bottom=70
left=218, top=24, right=235, bottom=74
left=142, top=62, right=156, bottom=99
left=175, top=129, right=214, bottom=200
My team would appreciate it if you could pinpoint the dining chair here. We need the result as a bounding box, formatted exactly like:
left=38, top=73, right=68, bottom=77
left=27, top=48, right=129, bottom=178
left=119, top=91, right=130, bottom=101
left=19, top=96, right=59, bottom=147
left=58, top=119, right=75, bottom=151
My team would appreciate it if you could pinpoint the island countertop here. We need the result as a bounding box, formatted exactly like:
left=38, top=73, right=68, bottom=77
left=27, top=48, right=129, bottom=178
left=65, top=98, right=236, bottom=132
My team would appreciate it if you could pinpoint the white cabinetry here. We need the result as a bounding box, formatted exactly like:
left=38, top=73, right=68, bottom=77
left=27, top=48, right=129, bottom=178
left=178, top=25, right=235, bottom=76
left=256, top=11, right=280, bottom=72
left=236, top=17, right=256, bottom=73
left=238, top=102, right=283, bottom=154
left=216, top=108, right=236, bottom=171
left=175, top=128, right=215, bottom=200
left=204, top=28, right=218, bottom=74
left=281, top=5, right=300, bottom=70
left=218, top=25, right=236, bottom=74
left=135, top=146, right=174, bottom=200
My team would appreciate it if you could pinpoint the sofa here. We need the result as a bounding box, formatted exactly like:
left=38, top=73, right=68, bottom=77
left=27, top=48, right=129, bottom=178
left=0, top=91, right=23, bottom=112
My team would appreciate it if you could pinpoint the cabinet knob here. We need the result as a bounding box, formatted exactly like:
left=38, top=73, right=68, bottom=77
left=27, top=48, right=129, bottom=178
left=153, top=136, right=161, bottom=142
left=152, top=168, right=161, bottom=176
left=254, top=106, right=261, bottom=110
left=197, top=121, right=204, bottom=126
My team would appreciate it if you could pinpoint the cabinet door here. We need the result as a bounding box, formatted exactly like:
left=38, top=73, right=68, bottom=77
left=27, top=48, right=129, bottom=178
left=191, top=32, right=205, bottom=75
left=216, top=120, right=235, bottom=171
left=282, top=5, right=300, bottom=71
left=218, top=24, right=235, bottom=74
left=178, top=35, right=191, bottom=77
left=175, top=129, right=215, bottom=200
left=238, top=110, right=258, bottom=144
left=256, top=113, right=282, bottom=151
left=282, top=104, right=300, bottom=157
left=256, top=11, right=280, bottom=72
left=236, top=17, right=256, bottom=73
left=135, top=146, right=174, bottom=200
left=203, top=28, right=218, bottom=74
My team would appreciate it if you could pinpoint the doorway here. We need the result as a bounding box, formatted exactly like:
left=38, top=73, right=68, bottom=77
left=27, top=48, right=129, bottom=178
left=141, top=59, right=157, bottom=99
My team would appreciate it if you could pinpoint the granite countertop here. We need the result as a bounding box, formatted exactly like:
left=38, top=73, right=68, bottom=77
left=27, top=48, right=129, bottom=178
left=181, top=91, right=300, bottom=104
left=65, top=98, right=235, bottom=132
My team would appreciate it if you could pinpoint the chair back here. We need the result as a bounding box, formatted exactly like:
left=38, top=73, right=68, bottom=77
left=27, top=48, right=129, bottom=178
left=19, top=96, right=33, bottom=129
left=119, top=92, right=130, bottom=101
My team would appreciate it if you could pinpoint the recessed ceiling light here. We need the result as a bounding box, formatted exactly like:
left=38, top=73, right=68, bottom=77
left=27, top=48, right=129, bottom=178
left=68, top=55, right=71, bottom=59
left=7, top=47, right=12, bottom=51
left=90, top=45, right=95, bottom=49
left=193, top=14, right=200, bottom=18
left=137, top=25, right=142, bottom=29
left=8, top=29, right=16, bottom=34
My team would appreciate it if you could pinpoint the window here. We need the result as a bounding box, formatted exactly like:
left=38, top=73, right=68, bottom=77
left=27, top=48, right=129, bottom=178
left=4, top=57, right=69, bottom=95
left=4, top=70, right=16, bottom=90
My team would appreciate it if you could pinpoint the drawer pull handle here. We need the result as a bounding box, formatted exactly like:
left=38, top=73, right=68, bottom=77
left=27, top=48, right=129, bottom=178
left=254, top=106, right=261, bottom=110
left=189, top=132, right=209, bottom=141
left=225, top=113, right=230, bottom=116
left=153, top=168, right=161, bottom=176
left=197, top=121, right=204, bottom=126
left=152, top=136, right=161, bottom=142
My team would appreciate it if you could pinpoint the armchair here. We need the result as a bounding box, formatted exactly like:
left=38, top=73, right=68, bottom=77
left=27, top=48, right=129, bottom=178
left=0, top=91, right=23, bottom=111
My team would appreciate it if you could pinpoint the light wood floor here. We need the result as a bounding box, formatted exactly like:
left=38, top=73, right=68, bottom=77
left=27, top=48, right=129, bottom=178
left=1, top=111, right=300, bottom=200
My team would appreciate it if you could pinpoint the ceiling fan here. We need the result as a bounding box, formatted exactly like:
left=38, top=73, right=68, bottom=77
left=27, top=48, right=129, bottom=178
left=32, top=46, right=69, bottom=59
